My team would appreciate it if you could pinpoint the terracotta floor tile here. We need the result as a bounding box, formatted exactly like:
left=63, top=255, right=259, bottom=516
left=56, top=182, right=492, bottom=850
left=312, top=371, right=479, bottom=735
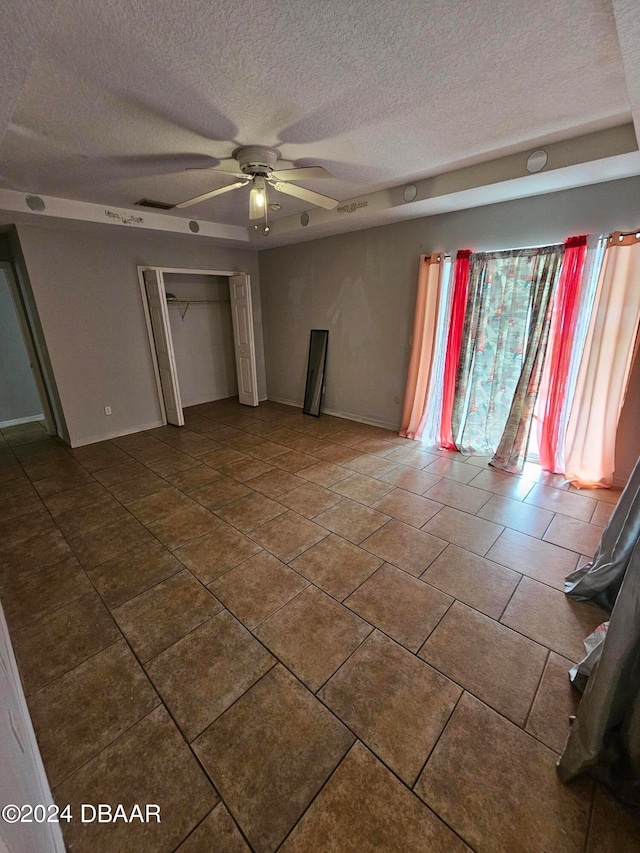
left=415, top=692, right=591, bottom=853
left=289, top=534, right=382, bottom=600
left=419, top=601, right=547, bottom=726
left=42, top=481, right=110, bottom=516
left=272, top=449, right=317, bottom=473
left=210, top=551, right=308, bottom=629
left=278, top=481, right=342, bottom=518
left=370, top=488, right=442, bottom=528
left=424, top=457, right=481, bottom=484
left=190, top=475, right=252, bottom=508
left=422, top=506, right=503, bottom=556
left=525, top=651, right=580, bottom=753
left=218, top=457, right=274, bottom=483
left=591, top=500, right=615, bottom=527
left=361, top=519, right=447, bottom=576
left=485, top=527, right=579, bottom=590
left=314, top=443, right=362, bottom=464
left=280, top=741, right=468, bottom=853
left=146, top=503, right=222, bottom=550
left=166, top=463, right=223, bottom=493
left=467, top=467, right=535, bottom=499
left=343, top=454, right=399, bottom=479
left=422, top=479, right=492, bottom=514
left=476, top=493, right=554, bottom=537
left=113, top=570, right=222, bottom=661
left=0, top=509, right=57, bottom=549
left=315, top=499, right=390, bottom=544
left=176, top=803, right=251, bottom=853
left=379, top=464, right=443, bottom=494
left=320, top=631, right=461, bottom=784
left=93, top=459, right=148, bottom=486
left=145, top=453, right=200, bottom=478
left=224, top=432, right=266, bottom=451
left=331, top=472, right=394, bottom=505
left=215, top=492, right=287, bottom=533
left=54, top=495, right=129, bottom=538
left=570, top=485, right=621, bottom=505
left=245, top=467, right=304, bottom=498
left=0, top=529, right=72, bottom=585
left=0, top=556, right=92, bottom=631
left=586, top=786, right=640, bottom=853
left=28, top=640, right=158, bottom=786
left=33, top=469, right=94, bottom=498
left=330, top=429, right=369, bottom=447
left=0, top=487, right=43, bottom=522
left=352, top=438, right=397, bottom=457
left=525, top=483, right=597, bottom=521
left=146, top=610, right=275, bottom=740
left=250, top=510, right=328, bottom=562
left=12, top=593, right=120, bottom=694
left=201, top=447, right=249, bottom=468
left=86, top=539, right=182, bottom=607
left=255, top=585, right=372, bottom=690
left=297, top=460, right=352, bottom=487
left=384, top=446, right=437, bottom=469
left=345, top=564, right=452, bottom=652
left=421, top=545, right=520, bottom=619
left=174, top=523, right=262, bottom=583
left=501, top=577, right=609, bottom=661
left=54, top=705, right=217, bottom=853
left=543, top=514, right=604, bottom=558
left=193, top=665, right=353, bottom=853
left=245, top=440, right=290, bottom=461
left=104, top=470, right=172, bottom=503
left=127, top=487, right=196, bottom=523
left=70, top=515, right=153, bottom=567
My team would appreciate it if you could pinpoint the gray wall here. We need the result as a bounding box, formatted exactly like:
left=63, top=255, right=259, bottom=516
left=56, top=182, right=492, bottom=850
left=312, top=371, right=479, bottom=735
left=0, top=269, right=43, bottom=425
left=164, top=274, right=238, bottom=407
left=16, top=223, right=265, bottom=446
left=259, top=176, right=640, bottom=482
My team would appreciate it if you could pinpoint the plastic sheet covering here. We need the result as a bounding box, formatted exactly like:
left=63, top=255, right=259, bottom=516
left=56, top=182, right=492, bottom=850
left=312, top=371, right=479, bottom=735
left=558, top=455, right=640, bottom=812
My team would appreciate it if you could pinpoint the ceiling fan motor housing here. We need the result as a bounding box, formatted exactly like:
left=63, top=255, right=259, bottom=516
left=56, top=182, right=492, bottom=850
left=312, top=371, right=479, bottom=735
left=234, top=145, right=280, bottom=176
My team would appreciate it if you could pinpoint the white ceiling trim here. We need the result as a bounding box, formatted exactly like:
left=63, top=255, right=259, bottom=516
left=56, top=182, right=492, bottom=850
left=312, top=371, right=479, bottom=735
left=0, top=189, right=249, bottom=243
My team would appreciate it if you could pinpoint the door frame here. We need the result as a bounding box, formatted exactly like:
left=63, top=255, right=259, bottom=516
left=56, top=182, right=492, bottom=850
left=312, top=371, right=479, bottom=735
left=137, top=266, right=258, bottom=424
left=0, top=261, right=57, bottom=435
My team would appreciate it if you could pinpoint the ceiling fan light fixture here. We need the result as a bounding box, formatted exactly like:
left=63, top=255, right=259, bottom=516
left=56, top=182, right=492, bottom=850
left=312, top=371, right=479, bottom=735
left=249, top=176, right=267, bottom=219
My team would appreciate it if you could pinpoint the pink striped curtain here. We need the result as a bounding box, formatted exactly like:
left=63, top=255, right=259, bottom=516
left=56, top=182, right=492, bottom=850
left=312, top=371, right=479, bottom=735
left=565, top=232, right=640, bottom=488
left=400, top=254, right=444, bottom=440
left=537, top=236, right=587, bottom=472
left=439, top=250, right=471, bottom=449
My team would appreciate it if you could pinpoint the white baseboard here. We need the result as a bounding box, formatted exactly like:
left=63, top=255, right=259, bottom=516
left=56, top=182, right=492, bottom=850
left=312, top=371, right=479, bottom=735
left=69, top=420, right=165, bottom=448
left=0, top=414, right=44, bottom=429
left=266, top=396, right=399, bottom=432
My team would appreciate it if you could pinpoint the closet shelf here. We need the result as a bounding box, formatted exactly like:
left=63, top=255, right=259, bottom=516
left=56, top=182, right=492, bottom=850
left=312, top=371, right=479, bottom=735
left=166, top=298, right=230, bottom=319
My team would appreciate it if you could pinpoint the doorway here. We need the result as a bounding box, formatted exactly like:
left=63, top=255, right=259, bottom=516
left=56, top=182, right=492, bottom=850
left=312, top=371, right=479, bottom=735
left=0, top=262, right=56, bottom=434
left=138, top=266, right=259, bottom=426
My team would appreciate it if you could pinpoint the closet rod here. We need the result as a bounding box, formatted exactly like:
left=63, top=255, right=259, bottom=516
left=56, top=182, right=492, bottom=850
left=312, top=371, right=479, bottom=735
left=166, top=298, right=230, bottom=320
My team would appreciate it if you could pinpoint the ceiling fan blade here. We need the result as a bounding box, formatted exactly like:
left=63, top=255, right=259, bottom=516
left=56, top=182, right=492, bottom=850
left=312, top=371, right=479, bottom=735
left=186, top=166, right=246, bottom=179
left=175, top=180, right=249, bottom=209
left=270, top=180, right=338, bottom=210
left=270, top=166, right=332, bottom=181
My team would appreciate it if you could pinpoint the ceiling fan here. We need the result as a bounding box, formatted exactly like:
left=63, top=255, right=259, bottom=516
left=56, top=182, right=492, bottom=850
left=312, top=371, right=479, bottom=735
left=174, top=145, right=339, bottom=228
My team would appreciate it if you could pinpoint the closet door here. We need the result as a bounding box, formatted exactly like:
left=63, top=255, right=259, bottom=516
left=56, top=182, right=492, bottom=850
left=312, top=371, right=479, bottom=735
left=229, top=274, right=259, bottom=406
left=143, top=269, right=184, bottom=426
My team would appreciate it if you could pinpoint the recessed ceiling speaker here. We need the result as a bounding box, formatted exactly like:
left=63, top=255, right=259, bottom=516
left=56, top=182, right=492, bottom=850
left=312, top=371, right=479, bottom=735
left=188, top=220, right=200, bottom=233
left=300, top=212, right=310, bottom=226
left=526, top=150, right=548, bottom=173
left=26, top=194, right=45, bottom=212
left=403, top=184, right=418, bottom=202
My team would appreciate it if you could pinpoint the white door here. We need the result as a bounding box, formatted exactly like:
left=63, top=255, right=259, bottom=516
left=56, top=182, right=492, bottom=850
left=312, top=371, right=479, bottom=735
left=143, top=269, right=184, bottom=426
left=229, top=274, right=259, bottom=406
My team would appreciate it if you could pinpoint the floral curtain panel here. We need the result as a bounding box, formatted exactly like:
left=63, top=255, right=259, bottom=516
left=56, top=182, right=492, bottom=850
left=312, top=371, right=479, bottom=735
left=451, top=245, right=564, bottom=457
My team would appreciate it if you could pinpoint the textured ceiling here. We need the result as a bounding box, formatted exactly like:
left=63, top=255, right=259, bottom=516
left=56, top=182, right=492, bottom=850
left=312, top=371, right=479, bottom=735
left=0, top=0, right=636, bottom=233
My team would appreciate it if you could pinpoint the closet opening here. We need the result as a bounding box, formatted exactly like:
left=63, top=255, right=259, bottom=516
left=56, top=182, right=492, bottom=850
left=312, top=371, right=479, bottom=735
left=138, top=266, right=259, bottom=426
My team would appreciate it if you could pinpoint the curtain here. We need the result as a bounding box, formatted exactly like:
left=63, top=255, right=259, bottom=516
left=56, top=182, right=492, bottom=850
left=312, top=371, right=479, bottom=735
left=451, top=245, right=564, bottom=457
left=416, top=256, right=453, bottom=445
left=439, top=250, right=471, bottom=449
left=558, top=455, right=640, bottom=810
left=565, top=233, right=640, bottom=488
left=399, top=254, right=445, bottom=440
left=537, top=236, right=587, bottom=472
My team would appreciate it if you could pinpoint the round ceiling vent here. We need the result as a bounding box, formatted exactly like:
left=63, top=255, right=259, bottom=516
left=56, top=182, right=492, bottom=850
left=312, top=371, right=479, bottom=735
left=403, top=184, right=418, bottom=202
left=188, top=220, right=200, bottom=233
left=526, top=150, right=548, bottom=173
left=300, top=212, right=310, bottom=227
left=26, top=194, right=45, bottom=212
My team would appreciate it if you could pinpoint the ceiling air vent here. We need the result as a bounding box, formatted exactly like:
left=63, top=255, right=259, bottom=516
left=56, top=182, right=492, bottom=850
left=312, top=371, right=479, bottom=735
left=135, top=198, right=175, bottom=210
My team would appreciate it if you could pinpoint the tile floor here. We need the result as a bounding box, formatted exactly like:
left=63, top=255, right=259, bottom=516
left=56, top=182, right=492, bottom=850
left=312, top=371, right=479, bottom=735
left=1, top=401, right=639, bottom=853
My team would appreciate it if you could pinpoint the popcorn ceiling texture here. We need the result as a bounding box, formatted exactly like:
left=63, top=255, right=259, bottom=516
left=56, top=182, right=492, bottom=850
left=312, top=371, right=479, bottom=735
left=0, top=0, right=636, bottom=229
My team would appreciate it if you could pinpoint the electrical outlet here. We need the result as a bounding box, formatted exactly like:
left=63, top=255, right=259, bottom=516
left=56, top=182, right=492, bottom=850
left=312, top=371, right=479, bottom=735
left=104, top=406, right=112, bottom=416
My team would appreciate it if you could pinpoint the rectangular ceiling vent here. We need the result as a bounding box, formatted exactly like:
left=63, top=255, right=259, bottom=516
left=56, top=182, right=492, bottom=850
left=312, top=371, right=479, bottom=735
left=135, top=198, right=175, bottom=210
